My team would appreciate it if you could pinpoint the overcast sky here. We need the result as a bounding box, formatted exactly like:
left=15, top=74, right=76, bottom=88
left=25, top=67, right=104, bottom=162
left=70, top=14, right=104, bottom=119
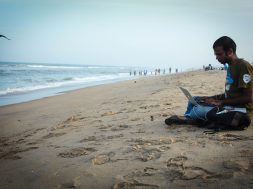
left=0, top=0, right=253, bottom=70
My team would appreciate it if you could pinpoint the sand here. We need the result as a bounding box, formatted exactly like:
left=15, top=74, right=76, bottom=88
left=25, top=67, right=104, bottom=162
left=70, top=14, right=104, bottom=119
left=0, top=70, right=253, bottom=189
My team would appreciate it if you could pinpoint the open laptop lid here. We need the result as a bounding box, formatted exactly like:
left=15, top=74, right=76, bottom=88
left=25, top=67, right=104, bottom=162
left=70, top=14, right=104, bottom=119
left=179, top=87, right=198, bottom=106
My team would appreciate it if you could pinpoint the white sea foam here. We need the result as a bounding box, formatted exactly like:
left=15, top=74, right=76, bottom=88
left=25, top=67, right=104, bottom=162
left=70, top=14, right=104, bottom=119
left=0, top=73, right=129, bottom=96
left=0, top=62, right=135, bottom=106
left=27, top=65, right=84, bottom=69
left=0, top=83, right=62, bottom=95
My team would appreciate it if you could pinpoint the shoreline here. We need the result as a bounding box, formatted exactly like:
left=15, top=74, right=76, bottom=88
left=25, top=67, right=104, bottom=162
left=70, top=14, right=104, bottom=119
left=0, top=71, right=185, bottom=107
left=0, top=75, right=136, bottom=107
left=1, top=69, right=253, bottom=189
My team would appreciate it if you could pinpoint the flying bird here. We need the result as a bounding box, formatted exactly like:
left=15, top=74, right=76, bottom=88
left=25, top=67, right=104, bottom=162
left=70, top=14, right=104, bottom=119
left=0, top=34, right=11, bottom=40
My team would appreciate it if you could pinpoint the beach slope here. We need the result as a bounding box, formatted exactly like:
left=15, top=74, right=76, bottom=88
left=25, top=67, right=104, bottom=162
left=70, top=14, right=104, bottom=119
left=1, top=70, right=253, bottom=189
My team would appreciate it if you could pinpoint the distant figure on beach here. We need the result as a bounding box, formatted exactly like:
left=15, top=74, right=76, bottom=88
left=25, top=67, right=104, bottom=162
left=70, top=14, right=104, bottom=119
left=165, top=36, right=253, bottom=130
left=0, top=34, right=11, bottom=40
left=169, top=67, right=171, bottom=74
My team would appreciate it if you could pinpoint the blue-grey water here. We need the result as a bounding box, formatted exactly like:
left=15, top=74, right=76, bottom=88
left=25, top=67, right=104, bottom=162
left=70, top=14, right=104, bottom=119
left=0, top=62, right=138, bottom=106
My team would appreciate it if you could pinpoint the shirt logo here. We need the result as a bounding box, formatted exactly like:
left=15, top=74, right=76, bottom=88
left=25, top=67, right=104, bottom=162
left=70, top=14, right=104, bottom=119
left=243, top=74, right=251, bottom=84
left=226, top=71, right=233, bottom=84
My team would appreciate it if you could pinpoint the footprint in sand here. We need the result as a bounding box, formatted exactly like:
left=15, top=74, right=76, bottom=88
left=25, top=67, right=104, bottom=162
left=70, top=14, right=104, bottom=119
left=218, top=133, right=252, bottom=141
left=164, top=169, right=184, bottom=182
left=149, top=105, right=160, bottom=108
left=107, top=134, right=124, bottom=139
left=98, top=124, right=113, bottom=130
left=79, top=135, right=106, bottom=143
left=92, top=152, right=115, bottom=165
left=52, top=116, right=85, bottom=131
left=42, top=132, right=66, bottom=139
left=134, top=129, right=146, bottom=134
left=125, top=109, right=136, bottom=113
left=128, top=138, right=172, bottom=146
left=164, top=102, right=172, bottom=106
left=26, top=141, right=41, bottom=146
left=139, top=105, right=148, bottom=110
left=112, top=180, right=159, bottom=189
left=126, top=138, right=171, bottom=161
left=0, top=146, right=39, bottom=160
left=92, top=154, right=110, bottom=165
left=58, top=147, right=96, bottom=158
left=130, top=118, right=141, bottom=122
left=182, top=166, right=218, bottom=180
left=51, top=124, right=70, bottom=131
left=23, top=128, right=45, bottom=138
left=57, top=176, right=81, bottom=189
left=167, top=156, right=188, bottom=168
left=0, top=137, right=8, bottom=146
left=101, top=111, right=121, bottom=117
left=138, top=148, right=161, bottom=162
left=57, top=182, right=76, bottom=189
left=111, top=125, right=130, bottom=132
left=63, top=115, right=84, bottom=123
left=166, top=156, right=232, bottom=181
left=124, top=167, right=159, bottom=180
left=14, top=138, right=26, bottom=144
left=223, top=159, right=253, bottom=174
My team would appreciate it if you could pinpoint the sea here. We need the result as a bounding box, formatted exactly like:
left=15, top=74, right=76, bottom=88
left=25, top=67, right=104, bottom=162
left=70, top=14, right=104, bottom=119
left=0, top=62, right=141, bottom=106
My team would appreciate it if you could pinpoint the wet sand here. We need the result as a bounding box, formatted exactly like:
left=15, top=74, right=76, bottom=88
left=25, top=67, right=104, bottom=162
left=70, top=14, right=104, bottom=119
left=1, top=70, right=253, bottom=189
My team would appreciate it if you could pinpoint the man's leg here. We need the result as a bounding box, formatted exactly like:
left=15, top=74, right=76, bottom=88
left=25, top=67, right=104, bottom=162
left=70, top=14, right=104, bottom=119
left=165, top=96, right=204, bottom=125
left=165, top=96, right=216, bottom=126
left=206, top=110, right=251, bottom=130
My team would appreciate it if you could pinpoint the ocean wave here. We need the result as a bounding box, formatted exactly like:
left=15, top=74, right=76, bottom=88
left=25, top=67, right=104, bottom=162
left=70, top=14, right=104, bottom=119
left=63, top=77, right=73, bottom=81
left=27, top=65, right=84, bottom=69
left=86, top=66, right=120, bottom=69
left=61, top=74, right=128, bottom=82
left=0, top=83, right=62, bottom=96
left=0, top=73, right=130, bottom=96
left=46, top=79, right=58, bottom=83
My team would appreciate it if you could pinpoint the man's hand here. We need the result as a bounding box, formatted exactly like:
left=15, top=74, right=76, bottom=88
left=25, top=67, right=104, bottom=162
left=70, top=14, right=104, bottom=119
left=201, top=98, right=223, bottom=107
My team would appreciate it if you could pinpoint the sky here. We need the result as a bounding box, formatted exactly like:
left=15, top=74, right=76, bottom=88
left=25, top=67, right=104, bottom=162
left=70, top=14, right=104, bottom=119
left=0, top=0, right=253, bottom=70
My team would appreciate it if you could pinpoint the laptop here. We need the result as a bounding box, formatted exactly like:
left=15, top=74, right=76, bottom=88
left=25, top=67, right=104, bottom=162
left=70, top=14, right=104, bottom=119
left=179, top=87, right=247, bottom=113
left=179, top=87, right=198, bottom=105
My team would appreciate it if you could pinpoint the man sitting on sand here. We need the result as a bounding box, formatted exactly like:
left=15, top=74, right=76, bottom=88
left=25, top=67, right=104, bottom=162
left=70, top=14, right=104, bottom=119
left=165, top=36, right=253, bottom=130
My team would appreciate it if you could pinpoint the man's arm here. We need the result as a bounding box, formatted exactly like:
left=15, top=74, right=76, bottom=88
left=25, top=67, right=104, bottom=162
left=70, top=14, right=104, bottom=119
left=222, top=87, right=253, bottom=106
left=203, top=87, right=253, bottom=107
left=212, top=93, right=226, bottom=100
left=199, top=93, right=225, bottom=102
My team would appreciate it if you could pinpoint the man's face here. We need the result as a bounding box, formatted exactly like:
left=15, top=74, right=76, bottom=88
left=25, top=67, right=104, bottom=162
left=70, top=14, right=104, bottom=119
left=213, top=46, right=229, bottom=64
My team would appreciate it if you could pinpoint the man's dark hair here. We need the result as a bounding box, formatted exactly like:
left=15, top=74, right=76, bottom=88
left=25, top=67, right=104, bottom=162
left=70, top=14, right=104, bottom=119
left=213, top=36, right=237, bottom=53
